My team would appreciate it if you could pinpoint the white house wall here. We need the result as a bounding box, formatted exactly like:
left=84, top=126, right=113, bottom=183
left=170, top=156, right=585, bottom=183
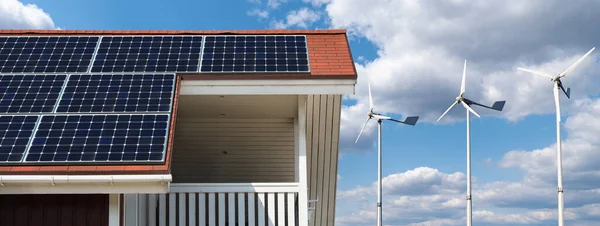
left=171, top=117, right=296, bottom=183
left=305, top=94, right=342, bottom=226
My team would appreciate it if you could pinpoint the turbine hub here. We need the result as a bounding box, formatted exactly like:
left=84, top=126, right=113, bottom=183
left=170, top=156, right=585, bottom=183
left=456, top=96, right=462, bottom=101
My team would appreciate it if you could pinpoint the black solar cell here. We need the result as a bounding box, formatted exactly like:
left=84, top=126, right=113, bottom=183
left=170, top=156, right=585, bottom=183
left=200, top=35, right=310, bottom=73
left=90, top=36, right=203, bottom=73
left=0, top=115, right=38, bottom=162
left=56, top=74, right=175, bottom=113
left=25, top=114, right=169, bottom=162
left=0, top=74, right=67, bottom=113
left=0, top=36, right=99, bottom=73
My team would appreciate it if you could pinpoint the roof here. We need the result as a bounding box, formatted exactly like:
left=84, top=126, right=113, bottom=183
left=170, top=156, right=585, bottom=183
left=0, top=29, right=357, bottom=176
left=0, top=29, right=357, bottom=79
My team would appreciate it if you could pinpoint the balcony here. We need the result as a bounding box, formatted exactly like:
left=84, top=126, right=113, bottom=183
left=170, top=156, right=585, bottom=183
left=128, top=183, right=299, bottom=226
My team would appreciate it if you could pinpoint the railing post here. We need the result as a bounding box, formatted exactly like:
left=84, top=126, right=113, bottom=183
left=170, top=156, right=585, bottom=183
left=297, top=95, right=309, bottom=226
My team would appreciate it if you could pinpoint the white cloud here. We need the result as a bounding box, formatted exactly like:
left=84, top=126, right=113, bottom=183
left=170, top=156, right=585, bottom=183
left=247, top=9, right=269, bottom=19
left=0, top=0, right=56, bottom=29
left=338, top=167, right=466, bottom=200
left=303, top=0, right=331, bottom=7
left=337, top=98, right=600, bottom=225
left=267, top=0, right=287, bottom=9
left=319, top=0, right=600, bottom=152
left=500, top=98, right=600, bottom=189
left=273, top=8, right=321, bottom=29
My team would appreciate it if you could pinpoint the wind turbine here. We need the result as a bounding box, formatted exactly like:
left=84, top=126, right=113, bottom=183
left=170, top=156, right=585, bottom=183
left=355, top=81, right=419, bottom=226
left=516, top=47, right=595, bottom=226
left=437, top=60, right=506, bottom=226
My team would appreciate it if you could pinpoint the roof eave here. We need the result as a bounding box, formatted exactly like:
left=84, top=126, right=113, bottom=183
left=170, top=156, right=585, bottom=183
left=0, top=174, right=172, bottom=194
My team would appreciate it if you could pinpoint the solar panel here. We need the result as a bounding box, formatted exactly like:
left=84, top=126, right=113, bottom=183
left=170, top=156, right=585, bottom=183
left=0, top=36, right=99, bottom=73
left=0, top=74, right=67, bottom=113
left=90, top=36, right=203, bottom=73
left=0, top=115, right=38, bottom=162
left=56, top=74, right=175, bottom=113
left=200, top=35, right=310, bottom=73
left=25, top=114, right=170, bottom=162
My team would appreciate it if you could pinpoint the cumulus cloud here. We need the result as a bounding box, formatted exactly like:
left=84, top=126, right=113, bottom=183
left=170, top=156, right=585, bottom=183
left=0, top=0, right=56, bottom=29
left=267, top=0, right=287, bottom=9
left=321, top=0, right=600, bottom=151
left=302, top=0, right=331, bottom=7
left=246, top=8, right=269, bottom=19
left=337, top=98, right=600, bottom=225
left=273, top=8, right=321, bottom=29
left=500, top=99, right=600, bottom=189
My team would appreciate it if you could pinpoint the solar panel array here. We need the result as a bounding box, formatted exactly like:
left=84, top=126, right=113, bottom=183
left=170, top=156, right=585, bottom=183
left=26, top=114, right=169, bottom=162
left=0, top=74, right=66, bottom=113
left=201, top=35, right=310, bottom=72
left=91, top=36, right=204, bottom=73
left=0, top=34, right=311, bottom=165
left=56, top=74, right=175, bottom=113
left=0, top=116, right=38, bottom=162
left=0, top=36, right=99, bottom=73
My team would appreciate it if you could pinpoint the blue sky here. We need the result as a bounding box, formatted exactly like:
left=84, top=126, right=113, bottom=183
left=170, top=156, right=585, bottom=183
left=3, top=0, right=600, bottom=225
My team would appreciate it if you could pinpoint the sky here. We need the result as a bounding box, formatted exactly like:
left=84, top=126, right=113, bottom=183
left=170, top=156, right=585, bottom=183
left=2, top=0, right=600, bottom=225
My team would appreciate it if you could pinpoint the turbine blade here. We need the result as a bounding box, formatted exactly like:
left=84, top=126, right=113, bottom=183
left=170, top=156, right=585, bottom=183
left=517, top=67, right=554, bottom=79
left=559, top=47, right=595, bottom=78
left=460, top=101, right=481, bottom=118
left=460, top=60, right=467, bottom=95
left=355, top=117, right=371, bottom=143
left=368, top=82, right=374, bottom=110
left=374, top=114, right=391, bottom=120
left=437, top=100, right=459, bottom=122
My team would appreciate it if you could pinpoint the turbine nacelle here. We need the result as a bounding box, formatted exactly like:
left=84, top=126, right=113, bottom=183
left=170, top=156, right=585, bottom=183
left=437, top=59, right=505, bottom=122
left=355, top=81, right=419, bottom=143
left=518, top=47, right=595, bottom=100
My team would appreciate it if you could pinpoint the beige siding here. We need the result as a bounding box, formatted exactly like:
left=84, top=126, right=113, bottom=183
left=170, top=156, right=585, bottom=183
left=171, top=118, right=295, bottom=183
left=306, top=94, right=342, bottom=226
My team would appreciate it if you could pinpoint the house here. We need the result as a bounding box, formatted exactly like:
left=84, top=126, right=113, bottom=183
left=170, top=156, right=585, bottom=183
left=0, top=29, right=357, bottom=226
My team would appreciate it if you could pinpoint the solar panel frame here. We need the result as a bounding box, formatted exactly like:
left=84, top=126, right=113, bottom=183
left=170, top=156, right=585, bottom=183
left=23, top=113, right=172, bottom=163
left=199, top=34, right=311, bottom=73
left=90, top=35, right=204, bottom=73
left=86, top=36, right=104, bottom=73
left=196, top=36, right=206, bottom=73
left=0, top=36, right=101, bottom=74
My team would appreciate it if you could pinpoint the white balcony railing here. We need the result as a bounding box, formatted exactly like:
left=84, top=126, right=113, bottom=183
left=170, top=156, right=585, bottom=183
left=127, top=183, right=300, bottom=226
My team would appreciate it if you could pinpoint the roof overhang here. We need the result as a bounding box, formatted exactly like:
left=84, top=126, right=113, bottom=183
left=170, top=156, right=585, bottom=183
left=179, top=79, right=356, bottom=95
left=0, top=174, right=171, bottom=194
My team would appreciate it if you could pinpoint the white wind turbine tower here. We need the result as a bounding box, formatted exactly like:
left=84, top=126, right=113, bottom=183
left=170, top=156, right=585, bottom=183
left=437, top=60, right=506, bottom=226
left=516, top=47, right=595, bottom=226
left=355, top=81, right=419, bottom=226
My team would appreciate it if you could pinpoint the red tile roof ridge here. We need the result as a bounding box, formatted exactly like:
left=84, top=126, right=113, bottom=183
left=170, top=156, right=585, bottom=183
left=0, top=29, right=348, bottom=35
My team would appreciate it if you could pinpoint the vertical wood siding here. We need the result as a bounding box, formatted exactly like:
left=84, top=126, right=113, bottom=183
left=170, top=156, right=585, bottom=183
left=305, top=95, right=342, bottom=226
left=171, top=118, right=295, bottom=183
left=0, top=194, right=109, bottom=226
